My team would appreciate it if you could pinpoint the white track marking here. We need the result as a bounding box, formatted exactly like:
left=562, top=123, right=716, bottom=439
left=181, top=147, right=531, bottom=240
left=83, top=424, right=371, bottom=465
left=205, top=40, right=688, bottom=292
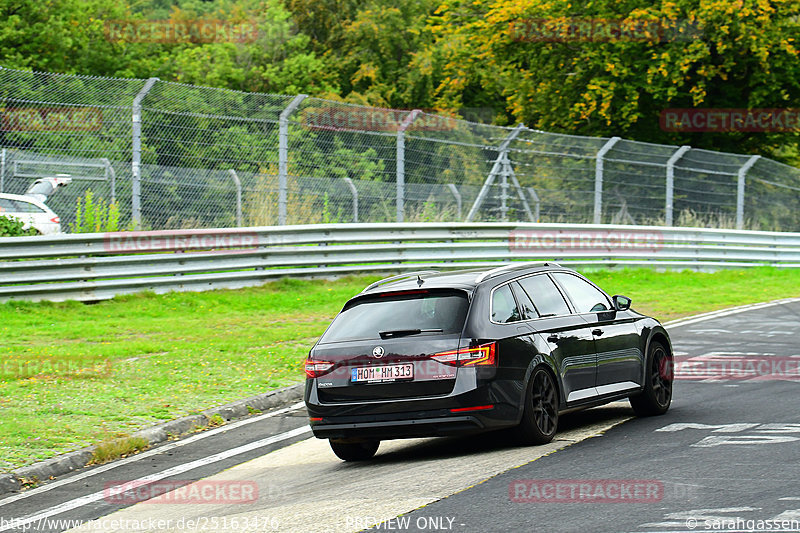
left=665, top=298, right=800, bottom=329
left=0, top=425, right=311, bottom=532
left=0, top=401, right=306, bottom=506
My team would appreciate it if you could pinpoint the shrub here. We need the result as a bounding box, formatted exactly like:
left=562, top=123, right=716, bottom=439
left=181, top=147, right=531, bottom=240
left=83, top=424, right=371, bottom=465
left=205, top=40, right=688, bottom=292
left=0, top=215, right=38, bottom=237
left=70, top=190, right=121, bottom=233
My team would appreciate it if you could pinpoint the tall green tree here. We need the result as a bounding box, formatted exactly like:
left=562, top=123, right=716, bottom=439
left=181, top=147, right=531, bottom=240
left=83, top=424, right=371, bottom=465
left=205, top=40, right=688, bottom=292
left=429, top=0, right=800, bottom=157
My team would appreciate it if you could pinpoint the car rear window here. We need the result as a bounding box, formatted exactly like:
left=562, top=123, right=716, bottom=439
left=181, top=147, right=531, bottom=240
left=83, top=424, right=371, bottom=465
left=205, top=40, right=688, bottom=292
left=319, top=289, right=469, bottom=343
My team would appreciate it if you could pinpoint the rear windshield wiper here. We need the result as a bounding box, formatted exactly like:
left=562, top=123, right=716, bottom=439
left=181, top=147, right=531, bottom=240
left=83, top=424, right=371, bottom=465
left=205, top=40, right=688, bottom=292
left=379, top=328, right=442, bottom=339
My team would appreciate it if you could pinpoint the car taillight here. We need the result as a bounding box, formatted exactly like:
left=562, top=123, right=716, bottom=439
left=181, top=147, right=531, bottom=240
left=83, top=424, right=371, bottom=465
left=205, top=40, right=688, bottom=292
left=304, top=358, right=334, bottom=378
left=431, top=343, right=496, bottom=367
left=50, top=216, right=60, bottom=224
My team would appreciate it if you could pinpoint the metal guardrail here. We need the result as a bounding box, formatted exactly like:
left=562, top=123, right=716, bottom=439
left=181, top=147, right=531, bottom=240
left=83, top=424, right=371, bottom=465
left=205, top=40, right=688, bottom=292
left=1, top=223, right=799, bottom=302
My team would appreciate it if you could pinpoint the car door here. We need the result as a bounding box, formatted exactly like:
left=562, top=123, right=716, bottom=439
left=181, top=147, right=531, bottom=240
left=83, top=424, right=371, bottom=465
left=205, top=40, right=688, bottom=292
left=550, top=272, right=642, bottom=395
left=488, top=283, right=539, bottom=384
left=515, top=274, right=599, bottom=403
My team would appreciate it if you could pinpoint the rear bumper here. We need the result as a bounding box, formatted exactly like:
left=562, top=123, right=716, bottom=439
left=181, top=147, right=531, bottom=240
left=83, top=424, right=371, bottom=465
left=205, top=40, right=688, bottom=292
left=310, top=414, right=487, bottom=440
left=306, top=384, right=522, bottom=440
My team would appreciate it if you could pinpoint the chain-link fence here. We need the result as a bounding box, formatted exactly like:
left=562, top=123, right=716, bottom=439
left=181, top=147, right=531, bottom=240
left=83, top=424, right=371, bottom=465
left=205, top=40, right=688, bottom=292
left=2, top=65, right=799, bottom=232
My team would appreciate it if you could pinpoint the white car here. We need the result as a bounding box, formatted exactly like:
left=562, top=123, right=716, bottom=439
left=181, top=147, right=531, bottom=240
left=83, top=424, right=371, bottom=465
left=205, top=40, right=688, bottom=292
left=0, top=193, right=62, bottom=235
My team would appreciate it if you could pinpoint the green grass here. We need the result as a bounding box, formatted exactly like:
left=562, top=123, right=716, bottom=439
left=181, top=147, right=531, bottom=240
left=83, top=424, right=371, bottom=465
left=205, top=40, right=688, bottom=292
left=1, top=268, right=799, bottom=472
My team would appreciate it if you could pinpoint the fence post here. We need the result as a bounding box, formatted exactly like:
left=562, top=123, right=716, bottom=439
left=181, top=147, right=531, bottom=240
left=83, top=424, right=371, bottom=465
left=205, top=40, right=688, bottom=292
left=665, top=145, right=691, bottom=226
left=0, top=148, right=5, bottom=193
left=101, top=158, right=116, bottom=202
left=527, top=187, right=541, bottom=222
left=593, top=137, right=621, bottom=224
left=228, top=169, right=243, bottom=227
left=736, top=155, right=761, bottom=230
left=278, top=94, right=307, bottom=225
left=466, top=124, right=525, bottom=222
left=343, top=177, right=358, bottom=223
left=396, top=110, right=421, bottom=222
left=447, top=183, right=462, bottom=220
left=131, top=77, right=159, bottom=229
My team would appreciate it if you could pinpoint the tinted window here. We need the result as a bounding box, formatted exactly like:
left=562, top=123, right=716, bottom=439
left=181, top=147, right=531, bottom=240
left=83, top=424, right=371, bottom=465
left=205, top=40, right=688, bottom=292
left=510, top=282, right=538, bottom=319
left=0, top=199, right=15, bottom=212
left=517, top=275, right=571, bottom=317
left=12, top=200, right=45, bottom=213
left=492, top=284, right=522, bottom=323
left=552, top=273, right=610, bottom=313
left=320, top=290, right=468, bottom=343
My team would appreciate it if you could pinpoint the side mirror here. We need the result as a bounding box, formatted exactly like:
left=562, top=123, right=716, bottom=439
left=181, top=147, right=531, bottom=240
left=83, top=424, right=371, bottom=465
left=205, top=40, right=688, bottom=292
left=613, top=295, right=631, bottom=311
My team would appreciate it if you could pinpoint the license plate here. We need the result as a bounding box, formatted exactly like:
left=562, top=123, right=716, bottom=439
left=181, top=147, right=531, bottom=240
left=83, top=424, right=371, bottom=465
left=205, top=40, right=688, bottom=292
left=351, top=364, right=414, bottom=383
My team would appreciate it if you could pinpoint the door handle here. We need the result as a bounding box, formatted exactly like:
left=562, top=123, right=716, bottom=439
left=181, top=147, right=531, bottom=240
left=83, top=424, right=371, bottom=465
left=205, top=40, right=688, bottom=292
left=547, top=334, right=560, bottom=343
left=592, top=329, right=604, bottom=336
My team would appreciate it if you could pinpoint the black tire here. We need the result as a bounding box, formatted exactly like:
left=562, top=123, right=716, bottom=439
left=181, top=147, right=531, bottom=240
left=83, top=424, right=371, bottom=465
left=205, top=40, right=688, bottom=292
left=515, top=366, right=559, bottom=445
left=630, top=340, right=673, bottom=416
left=329, top=439, right=380, bottom=461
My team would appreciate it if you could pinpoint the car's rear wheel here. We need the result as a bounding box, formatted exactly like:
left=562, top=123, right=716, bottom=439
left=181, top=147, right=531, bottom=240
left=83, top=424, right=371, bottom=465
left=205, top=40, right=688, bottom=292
left=515, top=366, right=559, bottom=445
left=329, top=439, right=380, bottom=461
left=630, top=340, right=673, bottom=416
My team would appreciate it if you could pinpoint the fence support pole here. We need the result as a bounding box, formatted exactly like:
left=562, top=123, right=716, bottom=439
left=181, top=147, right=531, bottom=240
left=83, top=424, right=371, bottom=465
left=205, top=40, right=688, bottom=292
left=466, top=124, right=525, bottom=222
left=101, top=158, right=116, bottom=202
left=228, top=169, right=243, bottom=227
left=736, top=155, right=761, bottom=230
left=396, top=110, right=421, bottom=222
left=0, top=148, right=5, bottom=193
left=131, top=77, right=159, bottom=229
left=593, top=137, right=621, bottom=224
left=447, top=183, right=462, bottom=220
left=527, top=187, right=541, bottom=222
left=343, top=177, right=358, bottom=223
left=665, top=145, right=691, bottom=226
left=278, top=94, right=307, bottom=225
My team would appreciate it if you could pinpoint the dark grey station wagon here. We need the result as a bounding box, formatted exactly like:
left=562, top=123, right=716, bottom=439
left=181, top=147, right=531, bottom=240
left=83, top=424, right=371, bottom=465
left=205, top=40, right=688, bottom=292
left=304, top=263, right=673, bottom=461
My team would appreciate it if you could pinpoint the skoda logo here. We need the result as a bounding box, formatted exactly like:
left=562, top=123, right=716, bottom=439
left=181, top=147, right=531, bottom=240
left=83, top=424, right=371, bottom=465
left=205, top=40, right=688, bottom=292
left=372, top=346, right=385, bottom=358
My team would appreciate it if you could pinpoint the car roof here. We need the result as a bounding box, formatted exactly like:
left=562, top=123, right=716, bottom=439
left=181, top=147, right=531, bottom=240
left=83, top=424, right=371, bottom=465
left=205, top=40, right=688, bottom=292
left=0, top=193, right=52, bottom=209
left=361, top=262, right=565, bottom=294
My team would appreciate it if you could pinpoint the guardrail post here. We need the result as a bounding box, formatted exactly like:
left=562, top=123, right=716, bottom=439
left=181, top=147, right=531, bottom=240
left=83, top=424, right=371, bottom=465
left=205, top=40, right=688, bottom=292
left=736, top=155, right=761, bottom=230
left=527, top=187, right=541, bottom=222
left=466, top=124, right=525, bottom=222
left=396, top=110, right=421, bottom=222
left=228, top=169, right=243, bottom=227
left=342, top=177, right=358, bottom=223
left=593, top=137, right=621, bottom=224
left=101, top=158, right=116, bottom=202
left=0, top=148, right=5, bottom=193
left=279, top=94, right=308, bottom=225
left=665, top=145, right=691, bottom=226
left=131, top=77, right=159, bottom=229
left=447, top=183, right=462, bottom=220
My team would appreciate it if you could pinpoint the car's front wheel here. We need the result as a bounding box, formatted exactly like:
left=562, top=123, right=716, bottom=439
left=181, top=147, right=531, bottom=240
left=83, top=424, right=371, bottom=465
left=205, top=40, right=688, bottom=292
left=515, top=366, right=559, bottom=445
left=630, top=340, right=673, bottom=416
left=329, top=439, right=380, bottom=461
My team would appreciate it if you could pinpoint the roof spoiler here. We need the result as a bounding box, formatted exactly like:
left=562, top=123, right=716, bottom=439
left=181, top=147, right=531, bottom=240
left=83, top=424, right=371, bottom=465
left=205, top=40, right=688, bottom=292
left=362, top=270, right=440, bottom=293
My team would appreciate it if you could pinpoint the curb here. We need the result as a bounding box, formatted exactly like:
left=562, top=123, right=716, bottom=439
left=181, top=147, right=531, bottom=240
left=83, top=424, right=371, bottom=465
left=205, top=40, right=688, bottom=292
left=0, top=382, right=305, bottom=497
